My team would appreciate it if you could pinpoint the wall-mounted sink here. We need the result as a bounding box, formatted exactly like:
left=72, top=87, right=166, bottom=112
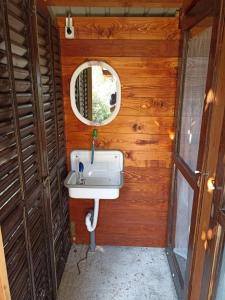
left=64, top=150, right=124, bottom=199
left=64, top=150, right=124, bottom=240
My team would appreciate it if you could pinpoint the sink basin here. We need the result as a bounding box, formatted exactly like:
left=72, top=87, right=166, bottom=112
left=64, top=150, right=124, bottom=199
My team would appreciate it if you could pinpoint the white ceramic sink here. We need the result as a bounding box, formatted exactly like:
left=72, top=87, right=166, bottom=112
left=64, top=150, right=124, bottom=199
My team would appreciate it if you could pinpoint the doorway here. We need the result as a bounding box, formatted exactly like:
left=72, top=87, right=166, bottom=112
left=167, top=0, right=225, bottom=299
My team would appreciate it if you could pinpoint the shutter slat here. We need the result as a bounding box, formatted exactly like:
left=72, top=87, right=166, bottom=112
left=10, top=29, right=25, bottom=44
left=8, top=13, right=25, bottom=33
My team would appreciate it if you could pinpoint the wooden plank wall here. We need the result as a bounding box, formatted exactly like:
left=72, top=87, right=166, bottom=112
left=57, top=17, right=180, bottom=247
left=47, top=0, right=182, bottom=7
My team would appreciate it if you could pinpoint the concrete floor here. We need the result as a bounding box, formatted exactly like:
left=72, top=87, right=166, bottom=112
left=57, top=245, right=177, bottom=300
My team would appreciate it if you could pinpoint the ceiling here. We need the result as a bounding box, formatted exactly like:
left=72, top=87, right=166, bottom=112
left=48, top=6, right=179, bottom=18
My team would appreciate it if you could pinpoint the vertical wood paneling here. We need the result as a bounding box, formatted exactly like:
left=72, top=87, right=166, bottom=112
left=58, top=17, right=180, bottom=247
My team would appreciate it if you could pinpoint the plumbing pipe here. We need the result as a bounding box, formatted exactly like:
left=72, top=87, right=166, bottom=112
left=90, top=230, right=96, bottom=252
left=88, top=209, right=96, bottom=252
left=85, top=198, right=99, bottom=232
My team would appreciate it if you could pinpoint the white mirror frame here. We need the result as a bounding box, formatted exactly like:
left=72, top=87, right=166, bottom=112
left=70, top=60, right=121, bottom=126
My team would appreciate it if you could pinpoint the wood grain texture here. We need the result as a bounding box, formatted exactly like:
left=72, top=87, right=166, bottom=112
left=57, top=17, right=180, bottom=40
left=47, top=0, right=182, bottom=8
left=61, top=57, right=179, bottom=77
left=60, top=39, right=180, bottom=57
left=58, top=17, right=180, bottom=247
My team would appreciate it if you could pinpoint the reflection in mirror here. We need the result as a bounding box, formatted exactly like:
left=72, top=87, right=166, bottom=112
left=70, top=61, right=121, bottom=126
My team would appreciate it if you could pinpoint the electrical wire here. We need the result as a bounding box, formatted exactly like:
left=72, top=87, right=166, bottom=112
left=76, top=246, right=90, bottom=275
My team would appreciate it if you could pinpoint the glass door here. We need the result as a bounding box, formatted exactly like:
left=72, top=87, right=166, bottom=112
left=173, top=23, right=212, bottom=278
left=215, top=242, right=225, bottom=299
left=167, top=1, right=219, bottom=298
left=214, top=236, right=225, bottom=300
left=200, top=96, right=225, bottom=299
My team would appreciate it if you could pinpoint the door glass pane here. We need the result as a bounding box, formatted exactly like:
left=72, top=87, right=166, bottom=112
left=215, top=244, right=225, bottom=300
left=173, top=170, right=194, bottom=279
left=179, top=24, right=212, bottom=171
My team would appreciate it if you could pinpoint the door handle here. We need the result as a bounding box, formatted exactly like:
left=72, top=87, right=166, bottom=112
left=195, top=170, right=209, bottom=187
left=195, top=170, right=209, bottom=176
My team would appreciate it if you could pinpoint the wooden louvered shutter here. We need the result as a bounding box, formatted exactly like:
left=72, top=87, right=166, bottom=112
left=0, top=3, right=33, bottom=297
left=50, top=25, right=70, bottom=283
left=51, top=26, right=66, bottom=158
left=30, top=7, right=59, bottom=297
left=8, top=1, right=54, bottom=296
left=0, top=1, right=55, bottom=299
left=31, top=3, right=71, bottom=291
left=0, top=1, right=70, bottom=298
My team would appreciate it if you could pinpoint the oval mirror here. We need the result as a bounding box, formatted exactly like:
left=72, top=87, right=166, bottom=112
left=70, top=61, right=121, bottom=126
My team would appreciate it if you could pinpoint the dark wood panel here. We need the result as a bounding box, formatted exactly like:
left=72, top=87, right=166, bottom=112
left=57, top=17, right=180, bottom=40
left=66, top=132, right=173, bottom=152
left=63, top=72, right=178, bottom=87
left=59, top=16, right=180, bottom=247
left=63, top=78, right=177, bottom=98
left=65, top=95, right=175, bottom=117
left=65, top=115, right=174, bottom=134
left=47, top=0, right=182, bottom=7
left=66, top=148, right=172, bottom=169
left=69, top=198, right=169, bottom=247
left=61, top=39, right=180, bottom=57
left=61, top=56, right=179, bottom=77
left=181, top=0, right=201, bottom=14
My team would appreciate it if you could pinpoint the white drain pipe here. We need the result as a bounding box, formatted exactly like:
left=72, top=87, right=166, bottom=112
left=85, top=198, right=100, bottom=232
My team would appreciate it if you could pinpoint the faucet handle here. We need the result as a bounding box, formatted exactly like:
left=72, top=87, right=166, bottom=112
left=92, top=128, right=98, bottom=139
